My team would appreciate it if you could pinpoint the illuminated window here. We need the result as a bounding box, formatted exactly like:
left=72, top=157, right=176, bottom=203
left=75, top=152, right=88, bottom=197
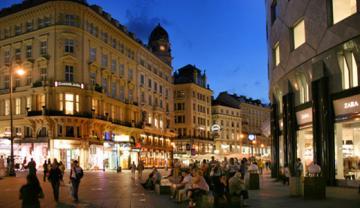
left=293, top=19, right=305, bottom=49
left=15, top=98, right=21, bottom=115
left=338, top=52, right=358, bottom=90
left=332, top=0, right=357, bottom=24
left=40, top=68, right=47, bottom=81
left=148, top=113, right=152, bottom=124
left=65, top=94, right=75, bottom=115
left=5, top=99, right=10, bottom=116
left=92, top=99, right=98, bottom=114
left=26, top=96, right=31, bottom=111
left=40, top=41, right=47, bottom=56
left=59, top=94, right=63, bottom=111
left=273, top=42, right=280, bottom=66
left=39, top=94, right=45, bottom=110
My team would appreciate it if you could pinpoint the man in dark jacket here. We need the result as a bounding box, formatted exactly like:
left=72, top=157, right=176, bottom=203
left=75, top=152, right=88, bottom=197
left=48, top=160, right=62, bottom=202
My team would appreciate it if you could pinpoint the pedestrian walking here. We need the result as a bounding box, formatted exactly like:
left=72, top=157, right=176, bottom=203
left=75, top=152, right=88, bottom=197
left=48, top=160, right=62, bottom=202
left=131, top=161, right=137, bottom=179
left=19, top=174, right=44, bottom=208
left=137, top=161, right=144, bottom=179
left=58, top=161, right=65, bottom=182
left=42, top=160, right=48, bottom=182
left=22, top=157, right=27, bottom=171
left=70, top=160, right=83, bottom=202
left=27, top=158, right=37, bottom=175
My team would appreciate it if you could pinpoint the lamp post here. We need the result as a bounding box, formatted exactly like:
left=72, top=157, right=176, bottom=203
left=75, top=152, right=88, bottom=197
left=8, top=65, right=25, bottom=177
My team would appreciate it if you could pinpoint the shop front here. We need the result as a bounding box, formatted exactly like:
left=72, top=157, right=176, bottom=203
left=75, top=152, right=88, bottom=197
left=296, top=107, right=313, bottom=175
left=52, top=139, right=85, bottom=169
left=88, top=144, right=104, bottom=170
left=333, top=94, right=360, bottom=186
left=103, top=141, right=119, bottom=171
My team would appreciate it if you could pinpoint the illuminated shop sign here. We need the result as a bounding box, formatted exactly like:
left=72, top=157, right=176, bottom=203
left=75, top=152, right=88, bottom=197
left=54, top=81, right=84, bottom=89
left=333, top=94, right=360, bottom=116
left=114, top=135, right=130, bottom=142
left=296, top=108, right=313, bottom=125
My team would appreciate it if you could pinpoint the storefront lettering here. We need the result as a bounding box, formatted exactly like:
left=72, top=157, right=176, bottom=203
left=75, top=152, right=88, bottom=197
left=54, top=81, right=84, bottom=89
left=344, top=101, right=359, bottom=109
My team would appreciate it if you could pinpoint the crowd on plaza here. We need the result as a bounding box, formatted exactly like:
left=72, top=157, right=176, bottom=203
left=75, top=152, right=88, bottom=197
left=139, top=156, right=270, bottom=208
left=0, top=156, right=84, bottom=208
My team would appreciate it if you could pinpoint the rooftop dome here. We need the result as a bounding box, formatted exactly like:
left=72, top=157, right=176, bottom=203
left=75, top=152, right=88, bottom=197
left=148, top=24, right=169, bottom=43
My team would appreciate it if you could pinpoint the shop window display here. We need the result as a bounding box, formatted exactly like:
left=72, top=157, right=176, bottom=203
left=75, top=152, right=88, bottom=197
left=297, top=129, right=313, bottom=175
left=335, top=122, right=360, bottom=181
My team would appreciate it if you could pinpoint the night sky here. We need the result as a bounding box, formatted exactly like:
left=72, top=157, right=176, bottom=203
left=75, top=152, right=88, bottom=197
left=0, top=0, right=268, bottom=102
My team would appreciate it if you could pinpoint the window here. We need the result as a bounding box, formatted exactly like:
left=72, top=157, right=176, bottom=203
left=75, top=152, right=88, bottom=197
left=128, top=89, right=133, bottom=102
left=159, top=85, right=163, bottom=94
left=119, top=86, right=125, bottom=101
left=26, top=45, right=32, bottom=58
left=148, top=79, right=152, bottom=88
left=15, top=98, right=21, bottom=115
left=148, top=95, right=152, bottom=105
left=154, top=82, right=158, bottom=92
left=15, top=77, right=20, bottom=87
left=4, top=50, right=10, bottom=64
left=15, top=48, right=21, bottom=60
left=26, top=21, right=33, bottom=32
left=64, top=39, right=74, bottom=53
left=111, top=82, right=116, bottom=98
left=66, top=126, right=74, bottom=137
left=26, top=96, right=31, bottom=111
left=119, top=64, right=125, bottom=77
left=141, top=91, right=145, bottom=102
left=92, top=99, right=98, bottom=114
left=40, top=68, right=47, bottom=81
left=128, top=68, right=133, bottom=81
left=39, top=94, right=45, bottom=110
left=102, top=78, right=108, bottom=95
left=40, top=41, right=47, bottom=56
left=90, top=72, right=96, bottom=86
left=5, top=99, right=10, bottom=116
left=101, top=54, right=108, bottom=67
left=339, top=52, right=358, bottom=90
left=3, top=75, right=9, bottom=89
left=64, top=93, right=78, bottom=115
left=65, top=14, right=77, bottom=26
left=140, top=74, right=145, bottom=85
left=332, top=0, right=357, bottom=24
left=271, top=43, right=280, bottom=67
left=65, top=65, right=74, bottom=82
left=293, top=20, right=305, bottom=49
left=15, top=25, right=22, bottom=35
left=271, top=0, right=279, bottom=24
left=90, top=48, right=96, bottom=62
left=111, top=60, right=117, bottom=73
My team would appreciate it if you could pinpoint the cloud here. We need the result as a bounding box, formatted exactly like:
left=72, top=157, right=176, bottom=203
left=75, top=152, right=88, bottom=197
left=124, top=0, right=171, bottom=43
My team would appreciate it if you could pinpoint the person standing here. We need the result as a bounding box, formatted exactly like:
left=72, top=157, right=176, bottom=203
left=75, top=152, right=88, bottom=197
left=28, top=158, right=37, bottom=175
left=48, top=160, right=62, bottom=202
left=137, top=161, right=144, bottom=179
left=0, top=155, right=6, bottom=177
left=131, top=162, right=137, bottom=179
left=20, top=174, right=44, bottom=208
left=42, top=160, right=48, bottom=182
left=70, top=160, right=83, bottom=202
left=296, top=158, right=304, bottom=177
left=22, top=157, right=27, bottom=171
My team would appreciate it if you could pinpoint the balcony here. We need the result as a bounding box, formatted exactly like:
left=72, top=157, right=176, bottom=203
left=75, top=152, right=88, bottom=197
left=27, top=110, right=92, bottom=118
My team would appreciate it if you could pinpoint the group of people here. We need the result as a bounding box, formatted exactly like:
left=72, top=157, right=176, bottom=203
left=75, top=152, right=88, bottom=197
left=142, top=157, right=264, bottom=208
left=19, top=159, right=84, bottom=208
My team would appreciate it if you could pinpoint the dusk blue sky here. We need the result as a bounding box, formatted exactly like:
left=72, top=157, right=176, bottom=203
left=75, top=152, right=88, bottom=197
left=0, top=0, right=269, bottom=102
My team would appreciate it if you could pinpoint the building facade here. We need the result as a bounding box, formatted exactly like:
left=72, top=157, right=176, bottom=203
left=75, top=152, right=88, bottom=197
left=213, top=92, right=271, bottom=159
left=173, top=65, right=213, bottom=162
left=267, top=0, right=360, bottom=186
left=0, top=0, right=175, bottom=170
left=211, top=101, right=242, bottom=157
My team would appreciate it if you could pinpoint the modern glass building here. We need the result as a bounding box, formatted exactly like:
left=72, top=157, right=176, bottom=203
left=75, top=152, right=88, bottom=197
left=266, top=0, right=360, bottom=187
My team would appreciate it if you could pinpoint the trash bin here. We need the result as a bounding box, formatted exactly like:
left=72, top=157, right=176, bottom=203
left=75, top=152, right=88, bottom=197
left=303, top=177, right=326, bottom=200
left=249, top=173, right=260, bottom=190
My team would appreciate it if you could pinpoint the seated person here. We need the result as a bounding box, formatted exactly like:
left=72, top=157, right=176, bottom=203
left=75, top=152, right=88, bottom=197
left=141, top=168, right=162, bottom=190
left=228, top=171, right=248, bottom=204
left=170, top=169, right=192, bottom=199
left=187, top=169, right=210, bottom=208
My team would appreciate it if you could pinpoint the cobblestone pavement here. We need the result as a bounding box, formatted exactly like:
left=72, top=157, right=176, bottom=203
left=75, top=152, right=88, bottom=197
left=0, top=170, right=359, bottom=208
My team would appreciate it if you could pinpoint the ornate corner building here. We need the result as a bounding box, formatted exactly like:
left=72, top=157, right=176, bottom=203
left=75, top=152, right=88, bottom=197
left=172, top=65, right=213, bottom=162
left=0, top=0, right=175, bottom=170
left=267, top=0, right=360, bottom=186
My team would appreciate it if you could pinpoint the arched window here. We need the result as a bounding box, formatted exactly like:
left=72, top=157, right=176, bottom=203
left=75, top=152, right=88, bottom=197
left=338, top=51, right=358, bottom=90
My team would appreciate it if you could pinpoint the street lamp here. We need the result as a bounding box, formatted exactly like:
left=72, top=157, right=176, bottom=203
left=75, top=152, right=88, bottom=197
left=8, top=66, right=26, bottom=176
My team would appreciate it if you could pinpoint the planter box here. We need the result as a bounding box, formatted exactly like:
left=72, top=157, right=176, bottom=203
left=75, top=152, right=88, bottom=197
left=249, top=173, right=260, bottom=190
left=303, top=177, right=326, bottom=200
